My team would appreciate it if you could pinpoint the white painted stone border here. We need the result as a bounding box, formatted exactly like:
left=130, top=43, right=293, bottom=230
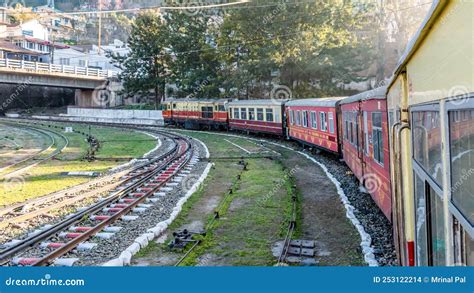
left=140, top=131, right=163, bottom=158
left=102, top=162, right=213, bottom=266
left=163, top=128, right=379, bottom=266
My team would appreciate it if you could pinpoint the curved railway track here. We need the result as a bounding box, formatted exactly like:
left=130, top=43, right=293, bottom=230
left=0, top=122, right=70, bottom=179
left=0, top=129, right=194, bottom=266
left=0, top=120, right=170, bottom=234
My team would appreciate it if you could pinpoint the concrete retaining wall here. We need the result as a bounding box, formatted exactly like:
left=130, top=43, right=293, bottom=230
left=68, top=107, right=163, bottom=119
left=64, top=107, right=164, bottom=126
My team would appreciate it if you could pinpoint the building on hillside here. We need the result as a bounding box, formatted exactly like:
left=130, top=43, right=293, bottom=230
left=53, top=46, right=88, bottom=67
left=0, top=8, right=10, bottom=24
left=33, top=6, right=79, bottom=42
left=53, top=42, right=122, bottom=71
left=0, top=40, right=44, bottom=61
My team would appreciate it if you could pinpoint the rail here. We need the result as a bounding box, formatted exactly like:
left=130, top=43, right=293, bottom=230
left=0, top=58, right=118, bottom=79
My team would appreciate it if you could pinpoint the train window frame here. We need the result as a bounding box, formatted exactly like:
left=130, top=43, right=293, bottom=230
left=266, top=108, right=274, bottom=122
left=372, top=112, right=384, bottom=166
left=241, top=108, right=247, bottom=120
left=218, top=105, right=226, bottom=112
left=319, top=112, right=327, bottom=131
left=310, top=111, right=317, bottom=129
left=296, top=110, right=301, bottom=126
left=328, top=111, right=335, bottom=134
left=413, top=164, right=446, bottom=266
left=410, top=104, right=443, bottom=189
left=289, top=110, right=294, bottom=125
left=233, top=108, right=240, bottom=120
left=302, top=110, right=308, bottom=127
left=344, top=113, right=348, bottom=140
left=249, top=108, right=256, bottom=120
left=256, top=108, right=264, bottom=121
left=446, top=98, right=474, bottom=233
left=363, top=111, right=369, bottom=155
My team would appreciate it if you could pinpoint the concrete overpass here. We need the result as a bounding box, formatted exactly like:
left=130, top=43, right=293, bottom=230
left=0, top=58, right=119, bottom=107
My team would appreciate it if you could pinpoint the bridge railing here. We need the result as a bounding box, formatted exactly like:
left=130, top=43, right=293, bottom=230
left=0, top=58, right=119, bottom=79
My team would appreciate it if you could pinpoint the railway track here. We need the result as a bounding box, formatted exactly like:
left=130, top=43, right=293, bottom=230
left=0, top=129, right=195, bottom=266
left=0, top=122, right=70, bottom=179
left=0, top=120, right=169, bottom=234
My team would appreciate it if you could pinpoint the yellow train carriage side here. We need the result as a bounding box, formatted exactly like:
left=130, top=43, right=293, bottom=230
left=387, top=0, right=474, bottom=266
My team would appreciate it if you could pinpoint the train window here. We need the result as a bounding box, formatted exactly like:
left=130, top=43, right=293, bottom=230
left=328, top=112, right=335, bottom=134
left=233, top=108, right=240, bottom=119
left=412, top=111, right=442, bottom=186
left=428, top=184, right=447, bottom=266
left=414, top=174, right=428, bottom=266
left=363, top=111, right=369, bottom=155
left=372, top=112, right=384, bottom=165
left=218, top=105, right=226, bottom=112
left=415, top=175, right=446, bottom=266
left=302, top=111, right=308, bottom=127
left=257, top=108, right=264, bottom=121
left=266, top=109, right=274, bottom=122
left=344, top=113, right=348, bottom=140
left=310, top=111, right=317, bottom=129
left=319, top=112, right=327, bottom=131
left=449, top=109, right=474, bottom=225
left=296, top=111, right=301, bottom=126
left=453, top=219, right=474, bottom=266
left=348, top=113, right=353, bottom=144
left=289, top=110, right=294, bottom=125
left=202, top=106, right=213, bottom=119
left=173, top=103, right=176, bottom=109
left=241, top=108, right=247, bottom=120
left=249, top=108, right=256, bottom=120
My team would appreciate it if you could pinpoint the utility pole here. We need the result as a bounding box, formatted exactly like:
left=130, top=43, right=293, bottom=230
left=98, top=0, right=102, bottom=55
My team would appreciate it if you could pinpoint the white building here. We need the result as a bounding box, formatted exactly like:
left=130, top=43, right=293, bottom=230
left=53, top=39, right=127, bottom=71
left=53, top=47, right=88, bottom=67
left=19, top=19, right=49, bottom=41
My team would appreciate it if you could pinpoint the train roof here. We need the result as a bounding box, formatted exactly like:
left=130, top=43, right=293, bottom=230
left=339, top=87, right=387, bottom=105
left=227, top=99, right=287, bottom=106
left=163, top=98, right=229, bottom=104
left=285, top=97, right=347, bottom=107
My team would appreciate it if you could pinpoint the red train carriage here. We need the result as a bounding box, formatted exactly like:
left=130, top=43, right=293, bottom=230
left=339, top=87, right=392, bottom=220
left=285, top=97, right=346, bottom=153
left=227, top=100, right=286, bottom=136
left=162, top=99, right=228, bottom=129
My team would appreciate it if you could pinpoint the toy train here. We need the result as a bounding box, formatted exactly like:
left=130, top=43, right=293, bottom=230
left=162, top=0, right=473, bottom=267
